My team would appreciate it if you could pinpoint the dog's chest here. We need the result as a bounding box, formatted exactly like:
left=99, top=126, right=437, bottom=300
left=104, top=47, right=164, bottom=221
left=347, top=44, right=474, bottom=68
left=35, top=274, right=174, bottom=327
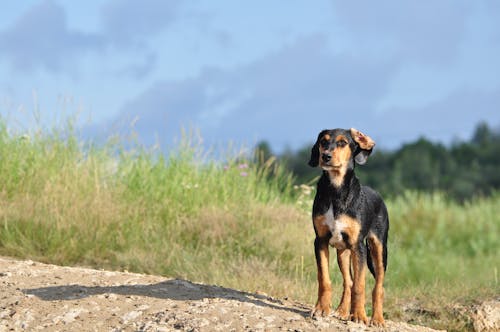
left=323, top=205, right=348, bottom=249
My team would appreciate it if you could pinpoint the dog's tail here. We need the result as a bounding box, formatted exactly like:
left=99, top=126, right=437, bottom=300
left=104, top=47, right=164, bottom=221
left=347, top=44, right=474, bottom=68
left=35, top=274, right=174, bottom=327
left=366, top=221, right=389, bottom=277
left=366, top=242, right=375, bottom=277
left=366, top=240, right=388, bottom=277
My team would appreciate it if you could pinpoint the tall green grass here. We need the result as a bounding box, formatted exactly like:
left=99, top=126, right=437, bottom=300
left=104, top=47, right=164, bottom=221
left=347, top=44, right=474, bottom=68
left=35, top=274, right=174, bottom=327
left=0, top=121, right=498, bottom=331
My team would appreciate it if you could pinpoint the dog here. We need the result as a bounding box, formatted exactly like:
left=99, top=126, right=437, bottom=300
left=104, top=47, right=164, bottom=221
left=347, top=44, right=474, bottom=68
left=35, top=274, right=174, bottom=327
left=308, top=128, right=389, bottom=327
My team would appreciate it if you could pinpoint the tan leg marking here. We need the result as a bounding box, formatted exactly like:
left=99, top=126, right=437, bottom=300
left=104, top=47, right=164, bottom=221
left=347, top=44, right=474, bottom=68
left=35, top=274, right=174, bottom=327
left=312, top=214, right=332, bottom=317
left=368, top=234, right=386, bottom=327
left=313, top=239, right=331, bottom=317
left=334, top=248, right=352, bottom=320
left=350, top=248, right=368, bottom=324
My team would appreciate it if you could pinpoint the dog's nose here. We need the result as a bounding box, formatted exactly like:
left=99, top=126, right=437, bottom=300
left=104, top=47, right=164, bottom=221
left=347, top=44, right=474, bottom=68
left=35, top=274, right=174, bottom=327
left=322, top=153, right=331, bottom=162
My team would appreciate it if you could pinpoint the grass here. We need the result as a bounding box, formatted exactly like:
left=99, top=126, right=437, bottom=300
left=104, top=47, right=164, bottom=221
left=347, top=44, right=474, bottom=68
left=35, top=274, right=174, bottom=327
left=0, top=120, right=498, bottom=331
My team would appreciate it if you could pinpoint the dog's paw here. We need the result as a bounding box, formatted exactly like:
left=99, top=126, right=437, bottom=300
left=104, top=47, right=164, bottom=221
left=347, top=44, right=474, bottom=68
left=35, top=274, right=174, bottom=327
left=351, top=311, right=369, bottom=325
left=333, top=307, right=350, bottom=320
left=311, top=305, right=331, bottom=318
left=370, top=315, right=385, bottom=327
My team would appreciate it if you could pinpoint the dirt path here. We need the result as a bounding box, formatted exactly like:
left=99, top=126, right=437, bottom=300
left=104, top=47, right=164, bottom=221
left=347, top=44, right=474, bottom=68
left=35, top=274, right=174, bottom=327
left=0, top=256, right=443, bottom=331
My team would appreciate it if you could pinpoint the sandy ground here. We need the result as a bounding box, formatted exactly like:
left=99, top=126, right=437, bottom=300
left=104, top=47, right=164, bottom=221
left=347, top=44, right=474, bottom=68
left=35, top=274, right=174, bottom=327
left=0, top=256, right=448, bottom=331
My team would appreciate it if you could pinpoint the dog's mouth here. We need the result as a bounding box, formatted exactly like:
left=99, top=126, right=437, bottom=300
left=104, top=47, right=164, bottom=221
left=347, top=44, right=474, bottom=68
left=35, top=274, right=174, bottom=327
left=320, top=163, right=342, bottom=171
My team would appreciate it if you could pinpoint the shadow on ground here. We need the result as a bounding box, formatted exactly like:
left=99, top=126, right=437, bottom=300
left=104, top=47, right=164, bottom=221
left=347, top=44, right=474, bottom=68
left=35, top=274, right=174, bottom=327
left=23, top=278, right=309, bottom=317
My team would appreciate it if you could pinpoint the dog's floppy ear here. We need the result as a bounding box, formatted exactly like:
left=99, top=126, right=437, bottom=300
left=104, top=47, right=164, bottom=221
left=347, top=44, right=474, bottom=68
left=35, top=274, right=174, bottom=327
left=308, top=140, right=320, bottom=167
left=308, top=130, right=327, bottom=167
left=350, top=128, right=375, bottom=165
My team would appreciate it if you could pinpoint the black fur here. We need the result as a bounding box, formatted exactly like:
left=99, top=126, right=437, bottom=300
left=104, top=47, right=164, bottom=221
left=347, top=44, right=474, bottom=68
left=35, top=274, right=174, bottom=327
left=312, top=173, right=389, bottom=273
left=309, top=128, right=389, bottom=324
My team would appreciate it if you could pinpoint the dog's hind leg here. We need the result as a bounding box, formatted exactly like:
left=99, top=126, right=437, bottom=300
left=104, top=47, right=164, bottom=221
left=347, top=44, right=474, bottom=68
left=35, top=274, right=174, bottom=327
left=334, top=248, right=352, bottom=320
left=366, top=242, right=375, bottom=277
left=367, top=234, right=386, bottom=327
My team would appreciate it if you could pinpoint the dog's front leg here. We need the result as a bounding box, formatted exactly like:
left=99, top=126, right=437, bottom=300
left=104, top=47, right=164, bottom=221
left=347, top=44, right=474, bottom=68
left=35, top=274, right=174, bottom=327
left=312, top=236, right=332, bottom=317
left=334, top=248, right=352, bottom=320
left=350, top=241, right=369, bottom=324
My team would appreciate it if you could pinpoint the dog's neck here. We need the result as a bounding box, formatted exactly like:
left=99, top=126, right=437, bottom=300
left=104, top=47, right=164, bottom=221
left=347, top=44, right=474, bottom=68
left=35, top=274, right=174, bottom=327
left=320, top=168, right=361, bottom=211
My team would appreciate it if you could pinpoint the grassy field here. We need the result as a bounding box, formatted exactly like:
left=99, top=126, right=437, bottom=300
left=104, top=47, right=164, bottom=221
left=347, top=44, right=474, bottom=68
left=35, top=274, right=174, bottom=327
left=0, top=122, right=498, bottom=331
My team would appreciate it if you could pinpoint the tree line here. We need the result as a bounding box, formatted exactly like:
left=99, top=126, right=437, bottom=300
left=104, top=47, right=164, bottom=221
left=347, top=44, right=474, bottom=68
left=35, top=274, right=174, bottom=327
left=254, top=122, right=500, bottom=201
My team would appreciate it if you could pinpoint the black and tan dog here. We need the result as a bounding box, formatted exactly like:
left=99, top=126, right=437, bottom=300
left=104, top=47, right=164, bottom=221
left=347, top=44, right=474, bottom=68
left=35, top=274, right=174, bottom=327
left=308, top=128, right=389, bottom=327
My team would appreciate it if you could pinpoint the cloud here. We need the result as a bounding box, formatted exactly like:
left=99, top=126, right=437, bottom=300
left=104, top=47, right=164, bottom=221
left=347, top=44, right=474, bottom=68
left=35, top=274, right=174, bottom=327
left=331, top=0, right=471, bottom=65
left=100, top=0, right=181, bottom=48
left=115, top=53, right=157, bottom=79
left=100, top=35, right=401, bottom=150
left=0, top=0, right=181, bottom=76
left=375, top=88, right=500, bottom=147
left=0, top=0, right=103, bottom=73
left=99, top=28, right=500, bottom=152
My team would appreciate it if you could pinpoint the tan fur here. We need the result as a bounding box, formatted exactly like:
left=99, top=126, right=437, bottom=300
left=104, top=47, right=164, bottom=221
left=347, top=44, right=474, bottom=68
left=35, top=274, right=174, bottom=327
left=350, top=128, right=375, bottom=150
left=368, top=233, right=386, bottom=326
left=338, top=214, right=361, bottom=247
left=314, top=241, right=332, bottom=316
left=312, top=214, right=333, bottom=316
left=320, top=135, right=352, bottom=188
left=334, top=249, right=352, bottom=320
left=350, top=249, right=368, bottom=324
left=310, top=128, right=387, bottom=326
left=313, top=215, right=330, bottom=238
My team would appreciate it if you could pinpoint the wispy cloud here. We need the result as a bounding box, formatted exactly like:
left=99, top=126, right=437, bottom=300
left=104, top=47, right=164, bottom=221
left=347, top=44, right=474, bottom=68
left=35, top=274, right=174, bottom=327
left=0, top=0, right=182, bottom=77
left=2, top=1, right=499, bottom=151
left=101, top=35, right=401, bottom=149
left=100, top=0, right=181, bottom=48
left=0, top=0, right=104, bottom=73
left=377, top=87, right=500, bottom=146
left=99, top=26, right=500, bottom=150
left=331, top=0, right=470, bottom=65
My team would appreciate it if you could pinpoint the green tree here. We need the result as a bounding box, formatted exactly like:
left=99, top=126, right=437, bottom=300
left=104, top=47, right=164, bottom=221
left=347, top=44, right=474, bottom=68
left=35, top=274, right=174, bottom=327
left=267, top=122, right=500, bottom=201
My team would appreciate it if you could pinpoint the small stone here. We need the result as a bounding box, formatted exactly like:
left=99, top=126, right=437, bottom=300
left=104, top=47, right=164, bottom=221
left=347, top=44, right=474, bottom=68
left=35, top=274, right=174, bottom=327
left=156, top=328, right=169, bottom=332
left=173, top=322, right=184, bottom=329
left=136, top=304, right=150, bottom=311
left=255, top=322, right=266, bottom=329
left=472, top=300, right=500, bottom=332
left=0, top=309, right=16, bottom=319
left=286, top=315, right=302, bottom=322
left=62, top=308, right=86, bottom=324
left=197, top=318, right=210, bottom=327
left=120, top=310, right=142, bottom=324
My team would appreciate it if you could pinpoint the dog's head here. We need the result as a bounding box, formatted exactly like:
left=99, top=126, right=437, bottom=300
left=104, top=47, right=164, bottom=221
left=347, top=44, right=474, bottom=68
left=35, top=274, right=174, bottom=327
left=308, top=128, right=375, bottom=171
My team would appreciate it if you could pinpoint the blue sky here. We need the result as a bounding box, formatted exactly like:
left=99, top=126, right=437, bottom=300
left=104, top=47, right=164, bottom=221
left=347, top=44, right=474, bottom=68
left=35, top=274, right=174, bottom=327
left=1, top=1, right=499, bottom=152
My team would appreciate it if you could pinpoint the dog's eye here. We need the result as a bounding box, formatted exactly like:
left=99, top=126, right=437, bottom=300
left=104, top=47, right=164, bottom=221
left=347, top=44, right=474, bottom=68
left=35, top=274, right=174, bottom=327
left=337, top=140, right=347, bottom=147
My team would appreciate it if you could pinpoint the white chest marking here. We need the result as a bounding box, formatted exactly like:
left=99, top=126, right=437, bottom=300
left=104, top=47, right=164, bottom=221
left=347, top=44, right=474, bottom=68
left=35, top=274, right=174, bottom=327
left=323, top=205, right=348, bottom=249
